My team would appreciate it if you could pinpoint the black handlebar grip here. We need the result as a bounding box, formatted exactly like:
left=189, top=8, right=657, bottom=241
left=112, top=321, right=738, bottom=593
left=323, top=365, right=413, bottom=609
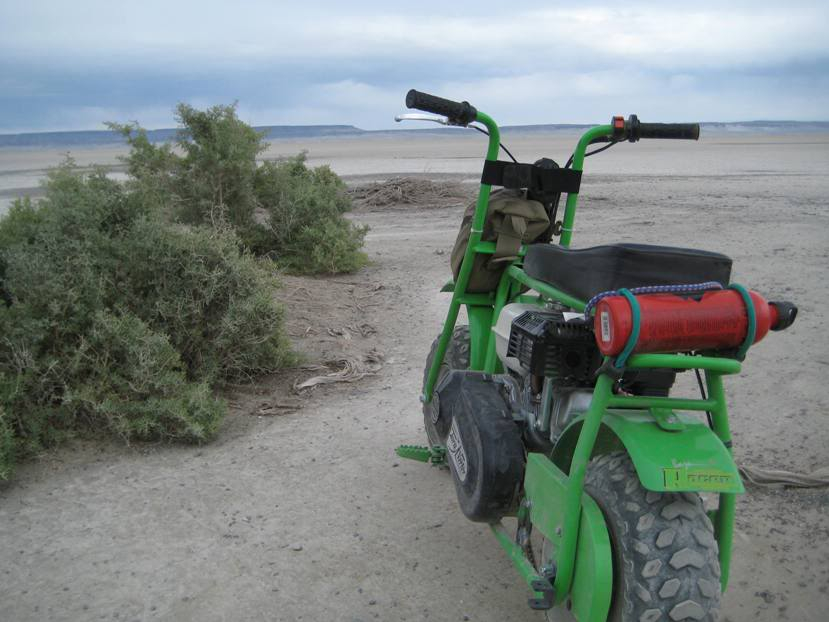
left=405, top=89, right=477, bottom=125
left=638, top=122, right=700, bottom=140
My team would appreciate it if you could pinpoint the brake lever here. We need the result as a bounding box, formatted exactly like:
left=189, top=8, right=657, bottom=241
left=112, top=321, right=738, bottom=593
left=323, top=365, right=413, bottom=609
left=394, top=113, right=449, bottom=125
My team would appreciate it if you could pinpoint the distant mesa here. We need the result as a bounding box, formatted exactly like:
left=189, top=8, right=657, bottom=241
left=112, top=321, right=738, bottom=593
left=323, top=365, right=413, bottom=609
left=0, top=125, right=367, bottom=148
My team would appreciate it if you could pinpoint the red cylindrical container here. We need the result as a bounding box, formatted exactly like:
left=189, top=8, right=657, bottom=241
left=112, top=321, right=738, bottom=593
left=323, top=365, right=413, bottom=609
left=594, top=289, right=781, bottom=356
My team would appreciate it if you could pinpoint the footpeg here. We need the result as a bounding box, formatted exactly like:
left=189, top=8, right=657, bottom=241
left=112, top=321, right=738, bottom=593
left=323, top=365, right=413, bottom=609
left=395, top=444, right=446, bottom=466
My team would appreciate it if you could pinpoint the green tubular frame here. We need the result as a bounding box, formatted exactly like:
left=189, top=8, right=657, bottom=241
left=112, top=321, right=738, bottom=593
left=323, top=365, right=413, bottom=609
left=422, top=112, right=744, bottom=614
left=559, top=126, right=613, bottom=247
left=704, top=370, right=738, bottom=589
left=424, top=120, right=604, bottom=398
left=422, top=111, right=501, bottom=396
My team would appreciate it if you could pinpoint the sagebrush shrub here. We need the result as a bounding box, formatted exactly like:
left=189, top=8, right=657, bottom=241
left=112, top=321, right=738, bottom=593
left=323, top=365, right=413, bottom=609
left=109, top=104, right=367, bottom=273
left=0, top=162, right=293, bottom=477
left=115, top=218, right=294, bottom=382
left=253, top=153, right=368, bottom=272
left=0, top=102, right=370, bottom=479
left=71, top=311, right=225, bottom=443
left=110, top=105, right=367, bottom=274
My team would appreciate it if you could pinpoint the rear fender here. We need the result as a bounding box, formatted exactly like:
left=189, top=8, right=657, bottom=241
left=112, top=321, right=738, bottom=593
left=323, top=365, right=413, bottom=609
left=552, top=409, right=744, bottom=494
left=524, top=453, right=613, bottom=621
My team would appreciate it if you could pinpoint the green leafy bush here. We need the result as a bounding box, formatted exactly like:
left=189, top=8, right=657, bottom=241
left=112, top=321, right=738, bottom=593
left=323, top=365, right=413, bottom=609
left=70, top=311, right=224, bottom=443
left=0, top=162, right=293, bottom=477
left=110, top=104, right=367, bottom=273
left=253, top=153, right=368, bottom=272
left=116, top=217, right=293, bottom=381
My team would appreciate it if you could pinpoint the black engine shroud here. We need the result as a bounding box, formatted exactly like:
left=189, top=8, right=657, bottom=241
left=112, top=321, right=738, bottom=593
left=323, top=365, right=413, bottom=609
left=507, top=310, right=601, bottom=386
left=506, top=309, right=677, bottom=396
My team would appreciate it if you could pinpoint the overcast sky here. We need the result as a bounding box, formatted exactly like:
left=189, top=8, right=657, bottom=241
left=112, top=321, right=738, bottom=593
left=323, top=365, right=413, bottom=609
left=1, top=0, right=828, bottom=133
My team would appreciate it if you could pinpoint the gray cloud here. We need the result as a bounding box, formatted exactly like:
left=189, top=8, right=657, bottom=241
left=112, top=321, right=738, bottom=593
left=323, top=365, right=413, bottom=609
left=1, top=1, right=827, bottom=132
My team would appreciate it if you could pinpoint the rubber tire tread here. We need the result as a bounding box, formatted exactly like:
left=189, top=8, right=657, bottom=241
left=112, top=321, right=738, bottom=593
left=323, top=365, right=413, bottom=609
left=422, top=326, right=470, bottom=445
left=584, top=451, right=721, bottom=622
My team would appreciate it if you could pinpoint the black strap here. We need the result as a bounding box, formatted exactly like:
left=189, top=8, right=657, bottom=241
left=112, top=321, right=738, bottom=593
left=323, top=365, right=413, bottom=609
left=481, top=160, right=582, bottom=195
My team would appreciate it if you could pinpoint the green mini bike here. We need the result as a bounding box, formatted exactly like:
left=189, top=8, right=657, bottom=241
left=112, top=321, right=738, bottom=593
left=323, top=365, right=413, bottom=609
left=395, top=90, right=798, bottom=621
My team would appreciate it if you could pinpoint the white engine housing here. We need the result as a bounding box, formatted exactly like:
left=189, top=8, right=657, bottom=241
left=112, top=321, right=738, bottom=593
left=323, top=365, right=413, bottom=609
left=491, top=303, right=544, bottom=375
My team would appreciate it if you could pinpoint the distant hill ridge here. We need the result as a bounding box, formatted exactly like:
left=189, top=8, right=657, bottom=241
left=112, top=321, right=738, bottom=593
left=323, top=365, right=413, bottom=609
left=0, top=125, right=367, bottom=148
left=1, top=121, right=827, bottom=148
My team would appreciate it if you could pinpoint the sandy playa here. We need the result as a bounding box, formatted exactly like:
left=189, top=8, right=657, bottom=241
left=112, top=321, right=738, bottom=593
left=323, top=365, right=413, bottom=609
left=4, top=130, right=828, bottom=210
left=1, top=131, right=828, bottom=621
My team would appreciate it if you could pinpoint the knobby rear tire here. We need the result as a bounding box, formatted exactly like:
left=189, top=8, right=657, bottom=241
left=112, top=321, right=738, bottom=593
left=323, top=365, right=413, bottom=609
left=584, top=452, right=721, bottom=622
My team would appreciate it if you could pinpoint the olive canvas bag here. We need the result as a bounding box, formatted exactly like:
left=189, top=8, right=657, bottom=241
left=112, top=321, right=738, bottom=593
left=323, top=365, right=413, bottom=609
left=450, top=189, right=550, bottom=293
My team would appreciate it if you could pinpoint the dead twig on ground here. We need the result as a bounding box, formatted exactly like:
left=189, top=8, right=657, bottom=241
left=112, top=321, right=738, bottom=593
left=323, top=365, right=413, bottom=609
left=350, top=177, right=471, bottom=210
left=293, top=352, right=384, bottom=392
left=255, top=399, right=304, bottom=416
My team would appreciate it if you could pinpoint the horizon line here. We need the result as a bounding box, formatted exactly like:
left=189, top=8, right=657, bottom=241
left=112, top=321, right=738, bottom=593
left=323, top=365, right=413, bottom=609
left=2, top=119, right=829, bottom=139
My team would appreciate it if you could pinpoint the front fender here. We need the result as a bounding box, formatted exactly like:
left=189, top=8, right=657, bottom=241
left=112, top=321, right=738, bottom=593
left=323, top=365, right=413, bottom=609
left=552, top=409, right=744, bottom=494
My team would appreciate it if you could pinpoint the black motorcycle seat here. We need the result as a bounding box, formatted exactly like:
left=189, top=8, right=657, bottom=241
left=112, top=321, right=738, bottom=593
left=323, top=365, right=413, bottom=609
left=523, top=243, right=732, bottom=303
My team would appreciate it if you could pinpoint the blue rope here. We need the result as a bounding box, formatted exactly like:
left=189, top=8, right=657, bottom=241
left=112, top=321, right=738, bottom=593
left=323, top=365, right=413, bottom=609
left=583, top=281, right=723, bottom=319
